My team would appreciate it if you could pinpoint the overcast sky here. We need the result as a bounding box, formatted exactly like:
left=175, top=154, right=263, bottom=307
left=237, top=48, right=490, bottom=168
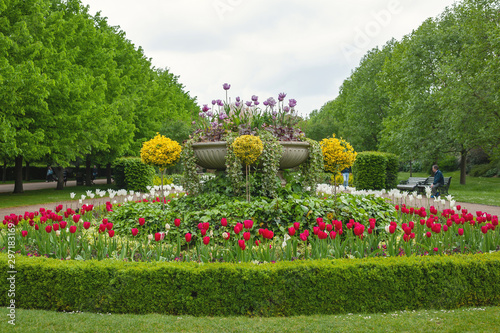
left=83, top=0, right=458, bottom=117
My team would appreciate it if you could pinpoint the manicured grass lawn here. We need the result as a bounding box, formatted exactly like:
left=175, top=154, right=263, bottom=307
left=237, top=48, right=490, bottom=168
left=1, top=307, right=498, bottom=332
left=398, top=171, right=500, bottom=206
left=0, top=185, right=114, bottom=209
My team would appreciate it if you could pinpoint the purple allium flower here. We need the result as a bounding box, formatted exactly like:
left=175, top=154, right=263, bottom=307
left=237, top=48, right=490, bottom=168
left=283, top=106, right=290, bottom=113
left=223, top=83, right=231, bottom=90
left=266, top=97, right=277, bottom=108
left=235, top=102, right=240, bottom=107
left=217, top=99, right=224, bottom=107
left=245, top=101, right=252, bottom=107
left=202, top=104, right=211, bottom=112
left=288, top=99, right=297, bottom=108
left=211, top=100, right=217, bottom=105
left=254, top=101, right=260, bottom=106
left=278, top=92, right=287, bottom=101
left=251, top=95, right=258, bottom=102
left=236, top=96, right=241, bottom=102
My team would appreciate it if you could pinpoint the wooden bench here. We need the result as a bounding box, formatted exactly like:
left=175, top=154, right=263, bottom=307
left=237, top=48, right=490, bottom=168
left=416, top=176, right=452, bottom=196
left=397, top=177, right=427, bottom=192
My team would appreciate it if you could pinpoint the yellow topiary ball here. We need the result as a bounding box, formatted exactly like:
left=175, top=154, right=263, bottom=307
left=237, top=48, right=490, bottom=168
left=140, top=133, right=182, bottom=170
left=232, top=135, right=264, bottom=166
left=320, top=134, right=357, bottom=174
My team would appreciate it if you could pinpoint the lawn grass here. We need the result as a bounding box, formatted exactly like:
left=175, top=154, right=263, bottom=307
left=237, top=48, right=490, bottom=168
left=398, top=171, right=500, bottom=206
left=1, top=307, right=498, bottom=332
left=0, top=184, right=115, bottom=209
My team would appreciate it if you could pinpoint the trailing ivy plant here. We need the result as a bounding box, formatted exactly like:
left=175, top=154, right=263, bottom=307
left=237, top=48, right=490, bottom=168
left=300, top=138, right=324, bottom=194
left=258, top=130, right=282, bottom=198
left=224, top=132, right=245, bottom=196
left=181, top=137, right=201, bottom=195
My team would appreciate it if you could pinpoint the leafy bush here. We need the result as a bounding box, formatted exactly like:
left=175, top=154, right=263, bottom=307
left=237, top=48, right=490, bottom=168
left=112, top=157, right=155, bottom=192
left=439, top=155, right=459, bottom=172
left=352, top=152, right=387, bottom=190
left=383, top=153, right=398, bottom=190
left=3, top=252, right=499, bottom=315
left=399, top=160, right=423, bottom=173
left=108, top=192, right=396, bottom=239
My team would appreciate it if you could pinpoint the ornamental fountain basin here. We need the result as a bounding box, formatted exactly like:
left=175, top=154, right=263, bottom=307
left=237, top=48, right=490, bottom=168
left=191, top=141, right=310, bottom=170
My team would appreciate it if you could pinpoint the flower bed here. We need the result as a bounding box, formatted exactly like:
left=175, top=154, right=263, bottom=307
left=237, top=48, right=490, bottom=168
left=1, top=187, right=498, bottom=263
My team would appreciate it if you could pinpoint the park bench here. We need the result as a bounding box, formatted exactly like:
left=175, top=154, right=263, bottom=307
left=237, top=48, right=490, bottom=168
left=396, top=177, right=427, bottom=192
left=416, top=176, right=452, bottom=197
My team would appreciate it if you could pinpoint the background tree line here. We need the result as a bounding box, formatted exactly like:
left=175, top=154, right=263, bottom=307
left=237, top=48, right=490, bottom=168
left=0, top=0, right=199, bottom=192
left=304, top=0, right=500, bottom=184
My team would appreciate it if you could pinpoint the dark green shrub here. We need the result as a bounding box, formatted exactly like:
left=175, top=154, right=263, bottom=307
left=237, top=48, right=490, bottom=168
left=470, top=163, right=496, bottom=177
left=439, top=155, right=459, bottom=172
left=383, top=153, right=398, bottom=190
left=2, top=253, right=499, bottom=316
left=352, top=152, right=387, bottom=190
left=112, top=157, right=154, bottom=192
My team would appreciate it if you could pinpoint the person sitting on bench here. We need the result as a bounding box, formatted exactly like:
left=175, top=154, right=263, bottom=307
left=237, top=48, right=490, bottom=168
left=430, top=164, right=444, bottom=198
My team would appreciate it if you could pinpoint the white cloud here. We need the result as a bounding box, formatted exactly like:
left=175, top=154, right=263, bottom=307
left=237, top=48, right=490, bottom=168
left=83, top=0, right=458, bottom=116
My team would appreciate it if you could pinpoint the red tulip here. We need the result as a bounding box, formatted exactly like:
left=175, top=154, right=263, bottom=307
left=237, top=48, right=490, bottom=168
left=456, top=205, right=461, bottom=211
left=367, top=228, right=373, bottom=234
left=73, top=214, right=80, bottom=223
left=293, top=222, right=300, bottom=230
left=21, top=230, right=28, bottom=237
left=131, top=228, right=139, bottom=236
left=56, top=205, right=63, bottom=213
left=99, top=224, right=106, bottom=233
left=426, top=231, right=432, bottom=238
left=154, top=232, right=161, bottom=241
left=234, top=224, right=242, bottom=234
left=35, top=224, right=39, bottom=231
left=106, top=223, right=113, bottom=230
left=313, top=226, right=320, bottom=235
left=255, top=240, right=260, bottom=246
left=108, top=230, right=115, bottom=237
left=138, top=217, right=145, bottom=226
left=203, top=236, right=210, bottom=245
left=60, top=221, right=67, bottom=229
left=201, top=229, right=207, bottom=236
left=69, top=226, right=77, bottom=233
left=316, top=217, right=323, bottom=224
left=318, top=221, right=326, bottom=231
left=221, top=218, right=228, bottom=227
left=329, top=231, right=337, bottom=239
left=481, top=225, right=488, bottom=234
left=288, top=227, right=296, bottom=237
left=174, top=218, right=181, bottom=227
left=102, top=218, right=108, bottom=225
left=185, top=233, right=192, bottom=243
left=389, top=225, right=396, bottom=234
left=318, top=231, right=328, bottom=239
left=243, top=231, right=251, bottom=241
left=458, top=228, right=464, bottom=236
left=299, top=232, right=308, bottom=241
left=238, top=239, right=246, bottom=250
left=203, top=222, right=209, bottom=230
left=243, top=219, right=253, bottom=230
left=83, top=221, right=91, bottom=229
left=45, top=225, right=52, bottom=233
left=326, top=224, right=333, bottom=232
left=53, top=223, right=60, bottom=231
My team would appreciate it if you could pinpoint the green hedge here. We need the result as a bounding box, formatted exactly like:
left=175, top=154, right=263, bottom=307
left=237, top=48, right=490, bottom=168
left=113, top=157, right=155, bottom=192
left=383, top=152, right=399, bottom=190
left=2, top=253, right=499, bottom=316
left=352, top=152, right=386, bottom=190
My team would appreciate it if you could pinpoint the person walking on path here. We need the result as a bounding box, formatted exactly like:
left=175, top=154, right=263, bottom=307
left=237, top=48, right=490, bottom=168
left=341, top=167, right=351, bottom=188
left=431, top=164, right=444, bottom=198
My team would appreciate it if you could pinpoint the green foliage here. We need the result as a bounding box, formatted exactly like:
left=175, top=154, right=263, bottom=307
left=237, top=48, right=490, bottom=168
left=180, top=138, right=201, bottom=195
left=383, top=152, right=399, bottom=190
left=352, top=152, right=387, bottom=190
left=439, top=155, right=459, bottom=172
left=107, top=201, right=167, bottom=235
left=112, top=157, right=154, bottom=192
left=2, top=252, right=499, bottom=315
left=299, top=138, right=324, bottom=192
left=470, top=163, right=499, bottom=178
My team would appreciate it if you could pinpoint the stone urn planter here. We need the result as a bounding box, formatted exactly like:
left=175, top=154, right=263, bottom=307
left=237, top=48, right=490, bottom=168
left=192, top=141, right=310, bottom=170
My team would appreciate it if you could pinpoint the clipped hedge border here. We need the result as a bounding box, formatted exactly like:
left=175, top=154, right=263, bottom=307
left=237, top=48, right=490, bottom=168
left=1, top=253, right=500, bottom=316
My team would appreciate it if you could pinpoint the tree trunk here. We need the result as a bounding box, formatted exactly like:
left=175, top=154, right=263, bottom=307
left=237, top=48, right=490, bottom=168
left=106, top=163, right=112, bottom=184
left=85, top=155, right=92, bottom=186
left=460, top=149, right=467, bottom=185
left=2, top=160, right=6, bottom=183
left=55, top=166, right=64, bottom=190
left=13, top=155, right=23, bottom=193
left=25, top=161, right=30, bottom=181
left=409, top=160, right=413, bottom=177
